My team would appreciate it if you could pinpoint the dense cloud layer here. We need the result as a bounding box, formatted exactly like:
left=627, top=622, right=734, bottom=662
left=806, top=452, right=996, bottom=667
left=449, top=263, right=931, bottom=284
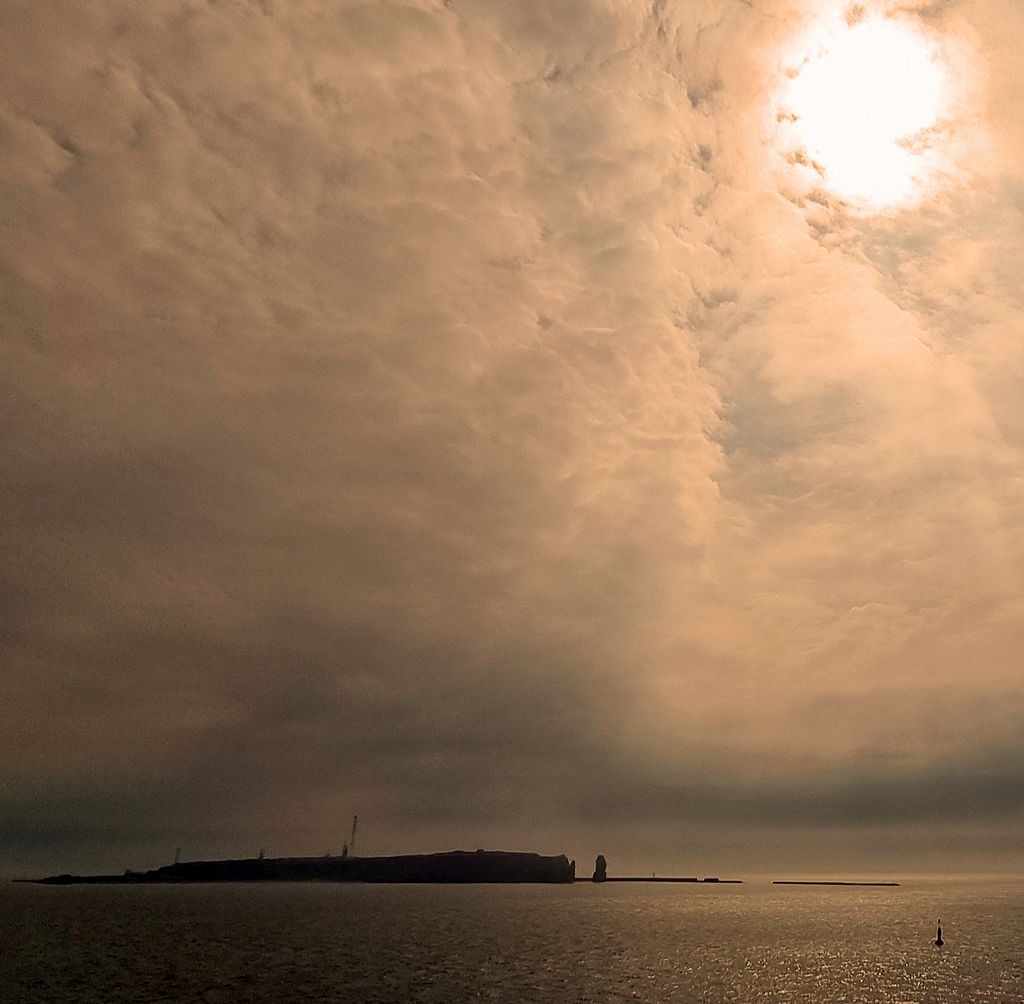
left=3, top=0, right=1024, bottom=876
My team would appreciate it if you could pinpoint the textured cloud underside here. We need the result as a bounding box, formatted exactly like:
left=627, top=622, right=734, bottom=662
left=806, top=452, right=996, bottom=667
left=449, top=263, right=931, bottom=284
left=2, top=0, right=1024, bottom=873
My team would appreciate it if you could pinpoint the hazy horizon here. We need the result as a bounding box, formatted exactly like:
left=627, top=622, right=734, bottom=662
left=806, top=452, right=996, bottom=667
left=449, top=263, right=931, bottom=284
left=4, top=0, right=1024, bottom=881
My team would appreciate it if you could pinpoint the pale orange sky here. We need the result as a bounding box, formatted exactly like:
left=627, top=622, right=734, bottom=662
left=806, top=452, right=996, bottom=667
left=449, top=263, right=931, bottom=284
left=2, top=0, right=1024, bottom=878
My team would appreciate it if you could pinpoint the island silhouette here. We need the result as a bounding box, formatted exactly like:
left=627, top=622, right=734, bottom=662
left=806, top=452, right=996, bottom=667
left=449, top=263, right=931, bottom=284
left=20, top=852, right=751, bottom=886
left=24, top=850, right=576, bottom=885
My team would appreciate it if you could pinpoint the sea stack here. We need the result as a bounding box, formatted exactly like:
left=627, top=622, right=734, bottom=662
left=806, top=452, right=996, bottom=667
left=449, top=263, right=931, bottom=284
left=593, top=855, right=607, bottom=882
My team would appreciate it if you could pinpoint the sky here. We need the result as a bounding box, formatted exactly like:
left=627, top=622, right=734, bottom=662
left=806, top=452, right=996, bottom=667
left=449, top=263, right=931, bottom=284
left=2, top=0, right=1024, bottom=879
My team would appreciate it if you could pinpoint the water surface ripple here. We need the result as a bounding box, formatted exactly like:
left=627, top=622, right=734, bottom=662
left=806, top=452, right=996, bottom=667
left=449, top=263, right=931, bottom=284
left=3, top=878, right=1022, bottom=1001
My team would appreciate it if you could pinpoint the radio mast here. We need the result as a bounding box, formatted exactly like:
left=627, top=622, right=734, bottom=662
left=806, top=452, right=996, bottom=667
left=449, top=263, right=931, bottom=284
left=350, top=814, right=358, bottom=856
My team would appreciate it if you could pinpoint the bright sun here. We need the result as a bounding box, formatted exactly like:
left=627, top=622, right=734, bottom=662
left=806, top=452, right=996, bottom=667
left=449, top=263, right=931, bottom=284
left=781, top=13, right=949, bottom=210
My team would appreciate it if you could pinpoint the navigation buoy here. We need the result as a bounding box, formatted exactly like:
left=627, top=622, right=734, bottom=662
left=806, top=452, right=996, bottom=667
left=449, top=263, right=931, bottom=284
left=934, top=918, right=943, bottom=946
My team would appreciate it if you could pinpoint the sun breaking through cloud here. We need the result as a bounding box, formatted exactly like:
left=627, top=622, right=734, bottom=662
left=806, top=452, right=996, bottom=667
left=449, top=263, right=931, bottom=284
left=2, top=0, right=1024, bottom=879
left=779, top=9, right=951, bottom=209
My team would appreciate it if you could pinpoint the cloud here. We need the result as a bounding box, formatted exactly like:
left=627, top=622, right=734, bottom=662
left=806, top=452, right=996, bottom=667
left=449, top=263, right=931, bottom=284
left=2, top=0, right=1024, bottom=875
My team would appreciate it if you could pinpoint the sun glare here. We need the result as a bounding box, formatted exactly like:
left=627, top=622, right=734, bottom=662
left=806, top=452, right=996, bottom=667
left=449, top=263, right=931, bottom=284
left=781, top=14, right=949, bottom=210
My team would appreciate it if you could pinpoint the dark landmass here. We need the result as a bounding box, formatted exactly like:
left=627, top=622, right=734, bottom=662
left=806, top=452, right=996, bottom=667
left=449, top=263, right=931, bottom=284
left=589, top=857, right=740, bottom=884
left=773, top=881, right=900, bottom=887
left=20, top=850, right=575, bottom=885
left=601, top=877, right=742, bottom=883
left=21, top=847, right=749, bottom=887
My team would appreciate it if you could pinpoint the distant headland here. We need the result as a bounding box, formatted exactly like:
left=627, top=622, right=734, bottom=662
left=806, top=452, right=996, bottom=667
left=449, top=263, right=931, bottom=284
left=18, top=850, right=754, bottom=886
left=21, top=850, right=576, bottom=885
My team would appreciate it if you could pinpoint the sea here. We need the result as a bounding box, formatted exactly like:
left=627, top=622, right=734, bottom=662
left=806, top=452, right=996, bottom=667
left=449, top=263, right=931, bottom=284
left=3, top=878, right=1022, bottom=1002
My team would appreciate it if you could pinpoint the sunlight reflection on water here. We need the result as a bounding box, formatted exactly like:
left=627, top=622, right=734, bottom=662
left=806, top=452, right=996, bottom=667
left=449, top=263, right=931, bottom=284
left=4, top=878, right=1023, bottom=1002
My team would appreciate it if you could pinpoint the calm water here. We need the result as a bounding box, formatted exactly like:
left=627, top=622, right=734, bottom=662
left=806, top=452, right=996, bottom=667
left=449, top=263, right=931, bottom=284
left=3, top=879, right=1022, bottom=1002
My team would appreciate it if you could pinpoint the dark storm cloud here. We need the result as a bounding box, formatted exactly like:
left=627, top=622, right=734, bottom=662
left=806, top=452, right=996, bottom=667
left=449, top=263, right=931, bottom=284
left=3, top=0, right=1024, bottom=876
left=571, top=745, right=1024, bottom=828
